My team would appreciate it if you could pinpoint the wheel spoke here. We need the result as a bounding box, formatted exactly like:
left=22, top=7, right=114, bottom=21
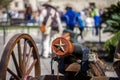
left=12, top=51, right=22, bottom=77
left=17, top=41, right=23, bottom=74
left=7, top=68, right=20, bottom=80
left=26, top=59, right=37, bottom=75
left=23, top=40, right=27, bottom=64
left=23, top=40, right=28, bottom=73
left=26, top=47, right=33, bottom=70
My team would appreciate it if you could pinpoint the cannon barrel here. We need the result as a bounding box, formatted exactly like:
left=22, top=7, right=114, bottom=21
left=52, top=37, right=89, bottom=58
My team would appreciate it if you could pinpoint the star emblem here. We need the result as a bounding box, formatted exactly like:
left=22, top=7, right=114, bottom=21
left=54, top=39, right=65, bottom=52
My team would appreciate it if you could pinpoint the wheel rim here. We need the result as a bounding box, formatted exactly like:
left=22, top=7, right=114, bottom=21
left=0, top=33, right=40, bottom=80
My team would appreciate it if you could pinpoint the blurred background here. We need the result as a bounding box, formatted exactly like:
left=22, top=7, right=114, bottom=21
left=0, top=0, right=120, bottom=77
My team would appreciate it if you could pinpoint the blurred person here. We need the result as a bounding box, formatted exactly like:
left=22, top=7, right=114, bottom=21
left=2, top=10, right=12, bottom=23
left=39, top=4, right=63, bottom=58
left=12, top=11, right=20, bottom=18
left=81, top=9, right=87, bottom=21
left=62, top=6, right=78, bottom=31
left=89, top=4, right=101, bottom=36
left=24, top=4, right=33, bottom=22
left=89, top=3, right=95, bottom=17
left=85, top=9, right=95, bottom=37
left=94, top=15, right=101, bottom=36
left=99, top=8, right=105, bottom=16
left=30, top=12, right=37, bottom=23
left=2, top=11, right=8, bottom=22
left=76, top=12, right=85, bottom=39
left=93, top=6, right=101, bottom=36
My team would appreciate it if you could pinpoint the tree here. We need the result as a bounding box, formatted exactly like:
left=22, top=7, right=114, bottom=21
left=101, top=1, right=120, bottom=61
left=0, top=0, right=13, bottom=9
left=102, top=1, right=120, bottom=33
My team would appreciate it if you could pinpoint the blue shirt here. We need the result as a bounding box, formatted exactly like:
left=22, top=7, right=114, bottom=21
left=64, top=9, right=78, bottom=27
left=76, top=13, right=85, bottom=29
left=94, top=15, right=101, bottom=26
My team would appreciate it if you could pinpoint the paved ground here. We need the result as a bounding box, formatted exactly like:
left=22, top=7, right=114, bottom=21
left=0, top=28, right=118, bottom=79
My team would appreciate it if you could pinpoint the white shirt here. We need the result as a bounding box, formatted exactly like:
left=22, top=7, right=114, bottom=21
left=39, top=8, right=47, bottom=24
left=85, top=17, right=94, bottom=27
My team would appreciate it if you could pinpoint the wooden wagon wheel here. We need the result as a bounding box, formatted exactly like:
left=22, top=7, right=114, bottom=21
left=0, top=33, right=41, bottom=80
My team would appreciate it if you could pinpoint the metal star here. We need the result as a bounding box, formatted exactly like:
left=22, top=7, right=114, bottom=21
left=54, top=39, right=65, bottom=52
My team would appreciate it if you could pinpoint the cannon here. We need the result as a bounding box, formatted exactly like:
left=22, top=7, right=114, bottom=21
left=51, top=37, right=106, bottom=80
left=51, top=37, right=120, bottom=80
left=0, top=33, right=119, bottom=80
